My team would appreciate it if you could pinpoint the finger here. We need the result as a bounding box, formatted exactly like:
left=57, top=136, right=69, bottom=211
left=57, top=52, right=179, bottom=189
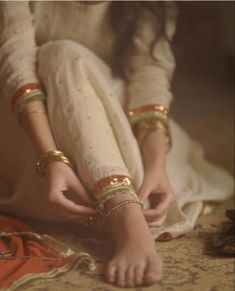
left=144, top=209, right=167, bottom=222
left=147, top=215, right=167, bottom=227
left=70, top=180, right=95, bottom=205
left=49, top=192, right=97, bottom=215
left=138, top=182, right=153, bottom=203
left=52, top=203, right=94, bottom=220
left=143, top=194, right=173, bottom=218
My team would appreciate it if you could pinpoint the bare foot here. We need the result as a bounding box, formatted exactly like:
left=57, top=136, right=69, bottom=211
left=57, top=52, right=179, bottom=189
left=105, top=196, right=163, bottom=287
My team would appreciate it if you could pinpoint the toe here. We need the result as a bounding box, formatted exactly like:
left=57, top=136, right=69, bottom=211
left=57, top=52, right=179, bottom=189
left=145, top=273, right=162, bottom=285
left=134, top=263, right=146, bottom=286
left=126, top=266, right=135, bottom=287
left=144, top=259, right=163, bottom=285
left=116, top=264, right=127, bottom=287
left=106, top=263, right=116, bottom=283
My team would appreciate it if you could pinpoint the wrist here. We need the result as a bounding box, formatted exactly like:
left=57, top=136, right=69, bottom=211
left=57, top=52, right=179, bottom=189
left=144, top=157, right=166, bottom=173
left=44, top=160, right=69, bottom=178
left=36, top=150, right=74, bottom=176
left=142, top=131, right=167, bottom=168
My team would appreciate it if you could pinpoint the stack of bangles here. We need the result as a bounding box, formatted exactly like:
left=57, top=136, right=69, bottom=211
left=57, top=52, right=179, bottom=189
left=36, top=150, right=74, bottom=176
left=93, top=175, right=143, bottom=217
left=11, top=83, right=46, bottom=124
left=128, top=104, right=172, bottom=152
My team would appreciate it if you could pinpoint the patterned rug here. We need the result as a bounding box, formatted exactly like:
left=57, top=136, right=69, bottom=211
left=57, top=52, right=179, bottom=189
left=19, top=197, right=234, bottom=291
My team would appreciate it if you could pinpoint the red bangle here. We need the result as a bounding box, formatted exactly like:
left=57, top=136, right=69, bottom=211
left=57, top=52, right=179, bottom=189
left=128, top=104, right=169, bottom=118
left=11, top=83, right=43, bottom=112
left=93, top=175, right=134, bottom=192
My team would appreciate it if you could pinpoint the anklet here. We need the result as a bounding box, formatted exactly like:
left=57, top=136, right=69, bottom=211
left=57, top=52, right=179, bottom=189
left=93, top=175, right=137, bottom=211
left=97, top=199, right=143, bottom=217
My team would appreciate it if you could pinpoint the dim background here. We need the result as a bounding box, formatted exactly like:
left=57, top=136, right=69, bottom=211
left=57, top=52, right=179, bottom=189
left=172, top=1, right=234, bottom=175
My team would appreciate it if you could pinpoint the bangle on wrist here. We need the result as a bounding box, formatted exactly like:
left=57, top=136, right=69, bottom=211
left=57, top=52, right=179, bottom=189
left=11, top=84, right=46, bottom=123
left=136, top=119, right=172, bottom=152
left=128, top=104, right=172, bottom=153
left=36, top=150, right=74, bottom=176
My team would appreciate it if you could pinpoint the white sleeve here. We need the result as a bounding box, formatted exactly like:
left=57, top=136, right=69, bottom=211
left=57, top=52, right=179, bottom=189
left=0, top=1, right=40, bottom=103
left=126, top=1, right=178, bottom=111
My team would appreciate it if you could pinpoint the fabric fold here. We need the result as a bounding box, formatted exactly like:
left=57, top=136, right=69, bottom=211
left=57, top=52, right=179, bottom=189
left=0, top=215, right=95, bottom=290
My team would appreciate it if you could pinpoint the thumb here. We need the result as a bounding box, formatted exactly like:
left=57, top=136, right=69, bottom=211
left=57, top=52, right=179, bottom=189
left=70, top=179, right=95, bottom=205
left=138, top=178, right=152, bottom=203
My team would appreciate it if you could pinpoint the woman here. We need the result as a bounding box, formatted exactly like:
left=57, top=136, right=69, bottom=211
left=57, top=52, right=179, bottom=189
left=0, top=0, right=233, bottom=288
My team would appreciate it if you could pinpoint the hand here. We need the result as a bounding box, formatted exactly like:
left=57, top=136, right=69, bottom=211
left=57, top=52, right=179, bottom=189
left=138, top=164, right=176, bottom=227
left=45, top=161, right=97, bottom=218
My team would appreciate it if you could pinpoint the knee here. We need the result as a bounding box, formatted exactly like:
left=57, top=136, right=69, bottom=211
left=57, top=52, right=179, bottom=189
left=38, top=40, right=90, bottom=73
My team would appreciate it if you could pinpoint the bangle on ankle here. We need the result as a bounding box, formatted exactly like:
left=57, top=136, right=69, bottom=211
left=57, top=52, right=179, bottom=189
left=36, top=150, right=74, bottom=176
left=97, top=185, right=138, bottom=211
left=96, top=199, right=143, bottom=217
left=93, top=175, right=137, bottom=211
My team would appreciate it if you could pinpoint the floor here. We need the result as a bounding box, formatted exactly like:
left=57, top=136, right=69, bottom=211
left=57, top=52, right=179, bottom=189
left=21, top=198, right=234, bottom=291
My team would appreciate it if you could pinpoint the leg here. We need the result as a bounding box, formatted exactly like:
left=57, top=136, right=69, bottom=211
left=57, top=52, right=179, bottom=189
left=38, top=40, right=143, bottom=190
left=38, top=40, right=162, bottom=287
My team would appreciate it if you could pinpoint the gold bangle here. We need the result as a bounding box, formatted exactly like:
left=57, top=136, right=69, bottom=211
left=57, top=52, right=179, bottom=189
left=97, top=199, right=143, bottom=217
left=135, top=118, right=172, bottom=152
left=36, top=150, right=73, bottom=176
left=129, top=111, right=168, bottom=127
left=128, top=104, right=172, bottom=151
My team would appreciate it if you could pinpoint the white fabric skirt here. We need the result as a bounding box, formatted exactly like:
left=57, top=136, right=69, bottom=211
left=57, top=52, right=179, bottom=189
left=0, top=40, right=233, bottom=239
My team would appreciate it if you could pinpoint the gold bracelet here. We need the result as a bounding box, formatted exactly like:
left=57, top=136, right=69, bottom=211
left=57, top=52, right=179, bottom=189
left=97, top=199, right=143, bottom=217
left=97, top=185, right=138, bottom=210
left=128, top=104, right=172, bottom=152
left=36, top=150, right=73, bottom=176
left=135, top=118, right=172, bottom=152
left=129, top=111, right=168, bottom=128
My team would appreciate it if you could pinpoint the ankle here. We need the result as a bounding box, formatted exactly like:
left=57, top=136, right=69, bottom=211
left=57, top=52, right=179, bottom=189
left=104, top=192, right=139, bottom=211
left=108, top=203, right=142, bottom=234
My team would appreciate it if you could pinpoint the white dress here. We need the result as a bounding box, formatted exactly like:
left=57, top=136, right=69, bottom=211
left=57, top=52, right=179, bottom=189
left=0, top=1, right=233, bottom=239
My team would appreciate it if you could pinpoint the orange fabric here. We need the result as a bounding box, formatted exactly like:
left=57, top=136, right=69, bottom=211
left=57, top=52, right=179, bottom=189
left=0, top=215, right=69, bottom=289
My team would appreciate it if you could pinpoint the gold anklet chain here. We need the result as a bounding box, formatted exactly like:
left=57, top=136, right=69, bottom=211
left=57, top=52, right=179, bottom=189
left=97, top=199, right=143, bottom=217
